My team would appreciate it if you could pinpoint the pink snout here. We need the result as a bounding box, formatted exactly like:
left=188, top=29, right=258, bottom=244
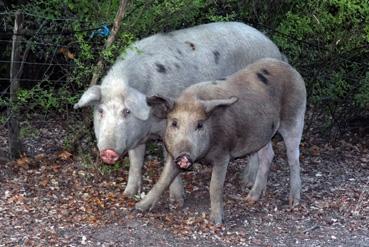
left=175, top=153, right=193, bottom=170
left=100, top=149, right=120, bottom=164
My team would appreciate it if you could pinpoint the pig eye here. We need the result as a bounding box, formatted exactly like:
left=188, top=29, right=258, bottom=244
left=171, top=119, right=178, bottom=128
left=122, top=108, right=130, bottom=117
left=196, top=121, right=204, bottom=130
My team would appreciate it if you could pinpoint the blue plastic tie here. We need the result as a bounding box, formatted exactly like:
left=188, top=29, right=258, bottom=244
left=89, top=24, right=111, bottom=39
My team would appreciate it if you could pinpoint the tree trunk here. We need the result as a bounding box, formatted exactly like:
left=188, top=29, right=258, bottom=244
left=8, top=11, right=24, bottom=160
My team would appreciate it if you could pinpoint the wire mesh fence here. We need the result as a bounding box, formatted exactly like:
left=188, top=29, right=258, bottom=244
left=0, top=10, right=114, bottom=97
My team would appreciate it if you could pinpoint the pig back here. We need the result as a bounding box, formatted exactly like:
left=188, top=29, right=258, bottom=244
left=106, top=22, right=284, bottom=98
left=191, top=58, right=304, bottom=158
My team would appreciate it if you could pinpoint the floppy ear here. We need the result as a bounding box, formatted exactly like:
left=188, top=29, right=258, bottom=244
left=146, top=95, right=175, bottom=119
left=74, top=85, right=101, bottom=109
left=202, top=96, right=238, bottom=114
left=124, top=86, right=150, bottom=120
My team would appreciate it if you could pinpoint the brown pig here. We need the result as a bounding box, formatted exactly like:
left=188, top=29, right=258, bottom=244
left=136, top=58, right=306, bottom=224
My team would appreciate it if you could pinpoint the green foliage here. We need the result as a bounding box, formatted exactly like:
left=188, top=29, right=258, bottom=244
left=0, top=115, right=7, bottom=126
left=16, top=83, right=78, bottom=113
left=0, top=97, right=8, bottom=108
left=272, top=0, right=369, bottom=121
left=2, top=0, right=368, bottom=130
left=98, top=161, right=124, bottom=176
left=19, top=121, right=39, bottom=139
left=355, top=72, right=369, bottom=108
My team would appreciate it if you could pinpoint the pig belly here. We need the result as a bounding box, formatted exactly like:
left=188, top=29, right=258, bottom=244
left=229, top=122, right=279, bottom=158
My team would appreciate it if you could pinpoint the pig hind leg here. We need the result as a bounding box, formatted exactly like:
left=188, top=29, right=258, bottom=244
left=241, top=153, right=259, bottom=188
left=246, top=142, right=274, bottom=204
left=278, top=112, right=304, bottom=207
left=209, top=155, right=231, bottom=224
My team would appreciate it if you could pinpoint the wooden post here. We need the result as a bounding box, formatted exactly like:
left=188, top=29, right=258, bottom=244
left=8, top=11, right=24, bottom=160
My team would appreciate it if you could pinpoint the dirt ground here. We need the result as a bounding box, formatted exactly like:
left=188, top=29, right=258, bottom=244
left=0, top=117, right=368, bottom=247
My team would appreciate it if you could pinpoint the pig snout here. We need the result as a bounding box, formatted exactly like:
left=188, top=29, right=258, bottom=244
left=100, top=149, right=120, bottom=164
left=175, top=153, right=193, bottom=170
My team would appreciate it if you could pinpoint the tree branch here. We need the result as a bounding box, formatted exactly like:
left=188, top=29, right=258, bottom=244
left=89, top=0, right=128, bottom=86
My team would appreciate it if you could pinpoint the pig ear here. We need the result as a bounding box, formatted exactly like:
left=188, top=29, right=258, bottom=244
left=146, top=95, right=175, bottom=119
left=124, top=86, right=150, bottom=121
left=202, top=96, right=238, bottom=114
left=74, top=85, right=101, bottom=109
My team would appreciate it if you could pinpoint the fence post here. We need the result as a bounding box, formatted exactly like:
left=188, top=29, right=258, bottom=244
left=8, top=10, right=24, bottom=160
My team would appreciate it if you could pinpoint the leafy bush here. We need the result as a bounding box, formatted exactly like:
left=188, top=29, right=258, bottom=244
left=0, top=0, right=368, bottom=131
left=272, top=0, right=369, bottom=122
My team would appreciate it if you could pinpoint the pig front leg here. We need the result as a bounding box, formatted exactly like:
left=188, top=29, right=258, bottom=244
left=124, top=144, right=146, bottom=196
left=169, top=176, right=185, bottom=207
left=209, top=155, right=230, bottom=225
left=163, top=149, right=185, bottom=207
left=136, top=156, right=180, bottom=211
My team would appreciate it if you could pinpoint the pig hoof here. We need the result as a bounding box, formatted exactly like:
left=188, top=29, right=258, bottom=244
left=135, top=200, right=153, bottom=212
left=210, top=213, right=223, bottom=225
left=241, top=175, right=255, bottom=188
left=245, top=192, right=259, bottom=205
left=170, top=196, right=184, bottom=208
left=123, top=185, right=141, bottom=197
left=169, top=191, right=185, bottom=208
left=241, top=180, right=254, bottom=190
left=289, top=196, right=300, bottom=208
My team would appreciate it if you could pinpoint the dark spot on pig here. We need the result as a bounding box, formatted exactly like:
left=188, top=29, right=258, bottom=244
left=211, top=81, right=218, bottom=85
left=213, top=50, right=220, bottom=64
left=271, top=122, right=275, bottom=130
left=174, top=63, right=181, bottom=69
left=217, top=77, right=226, bottom=81
left=176, top=49, right=183, bottom=56
left=155, top=63, right=167, bottom=74
left=185, top=41, right=196, bottom=51
left=256, top=72, right=268, bottom=85
left=193, top=65, right=199, bottom=70
left=261, top=68, right=270, bottom=75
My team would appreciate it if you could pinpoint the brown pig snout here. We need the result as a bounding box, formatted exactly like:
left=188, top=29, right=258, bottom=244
left=175, top=152, right=193, bottom=170
left=100, top=149, right=120, bottom=164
